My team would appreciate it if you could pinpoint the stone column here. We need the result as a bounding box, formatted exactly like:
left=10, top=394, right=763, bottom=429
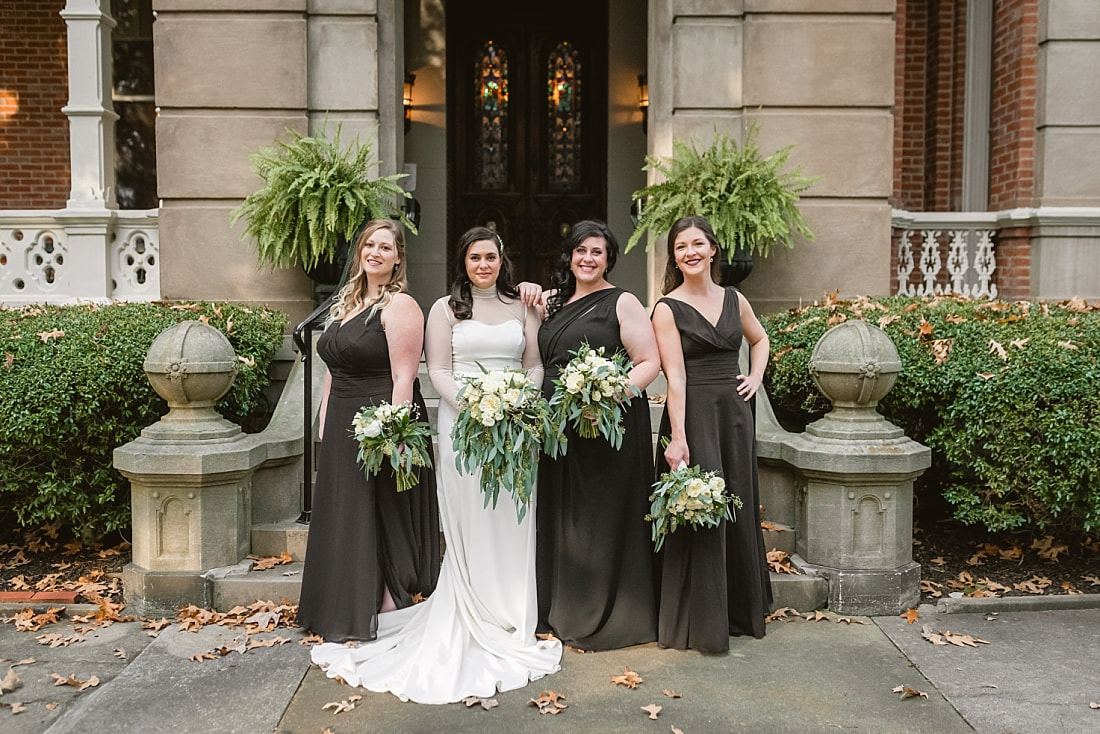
left=58, top=0, right=118, bottom=300
left=783, top=320, right=930, bottom=615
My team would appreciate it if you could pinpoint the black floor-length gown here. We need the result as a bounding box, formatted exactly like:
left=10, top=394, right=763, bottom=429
left=536, top=288, right=658, bottom=650
left=298, top=309, right=440, bottom=643
left=654, top=287, right=772, bottom=651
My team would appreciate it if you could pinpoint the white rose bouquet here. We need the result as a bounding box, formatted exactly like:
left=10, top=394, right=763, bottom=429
left=646, top=462, right=742, bottom=551
left=548, top=340, right=639, bottom=453
left=451, top=368, right=561, bottom=521
left=351, top=401, right=434, bottom=492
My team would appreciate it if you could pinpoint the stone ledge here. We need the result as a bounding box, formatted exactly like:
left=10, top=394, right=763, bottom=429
left=0, top=590, right=80, bottom=603
left=936, top=593, right=1100, bottom=614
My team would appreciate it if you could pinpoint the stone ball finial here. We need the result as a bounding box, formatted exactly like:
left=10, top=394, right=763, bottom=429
left=808, top=320, right=901, bottom=408
left=805, top=320, right=904, bottom=440
left=141, top=320, right=242, bottom=441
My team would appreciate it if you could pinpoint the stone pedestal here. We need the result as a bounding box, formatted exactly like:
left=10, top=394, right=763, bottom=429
left=115, top=321, right=251, bottom=616
left=783, top=320, right=931, bottom=615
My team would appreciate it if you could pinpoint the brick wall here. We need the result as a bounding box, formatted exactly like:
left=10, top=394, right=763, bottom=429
left=893, top=0, right=1037, bottom=297
left=988, top=0, right=1037, bottom=210
left=0, top=2, right=70, bottom=209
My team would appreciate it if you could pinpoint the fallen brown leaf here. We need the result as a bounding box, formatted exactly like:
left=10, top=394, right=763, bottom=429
left=765, top=606, right=800, bottom=623
left=0, top=701, right=27, bottom=714
left=641, top=703, right=662, bottom=720
left=612, top=667, right=644, bottom=689
left=661, top=689, right=682, bottom=699
left=804, top=610, right=828, bottom=622
left=900, top=608, right=920, bottom=625
left=892, top=685, right=928, bottom=700
left=0, top=667, right=21, bottom=695
left=528, top=690, right=568, bottom=715
left=461, top=695, right=499, bottom=710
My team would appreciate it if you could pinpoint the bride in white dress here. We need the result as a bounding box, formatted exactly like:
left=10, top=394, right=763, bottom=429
left=310, top=227, right=562, bottom=704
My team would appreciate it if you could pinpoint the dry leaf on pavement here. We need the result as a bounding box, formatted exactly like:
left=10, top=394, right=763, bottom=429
left=892, top=685, right=928, bottom=700
left=765, top=606, right=800, bottom=623
left=612, top=667, right=644, bottom=688
left=641, top=703, right=662, bottom=720
left=322, top=695, right=362, bottom=714
left=661, top=689, right=682, bottom=698
left=461, top=696, right=499, bottom=710
left=900, top=608, right=920, bottom=625
left=529, top=690, right=568, bottom=715
left=0, top=667, right=21, bottom=695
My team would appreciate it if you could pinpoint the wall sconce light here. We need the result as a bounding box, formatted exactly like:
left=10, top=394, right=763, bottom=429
left=404, top=72, right=416, bottom=134
left=637, top=73, right=648, bottom=134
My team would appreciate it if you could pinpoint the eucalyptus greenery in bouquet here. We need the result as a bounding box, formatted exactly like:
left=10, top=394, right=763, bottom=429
left=646, top=459, right=742, bottom=552
left=451, top=368, right=561, bottom=522
left=230, top=123, right=416, bottom=272
left=352, top=401, right=434, bottom=492
left=548, top=341, right=639, bottom=453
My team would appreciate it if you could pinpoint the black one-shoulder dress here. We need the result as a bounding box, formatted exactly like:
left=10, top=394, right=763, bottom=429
left=536, top=288, right=658, bottom=650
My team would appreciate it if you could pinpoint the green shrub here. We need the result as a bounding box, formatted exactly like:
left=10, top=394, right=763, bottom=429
left=0, top=301, right=288, bottom=539
left=761, top=294, right=1100, bottom=534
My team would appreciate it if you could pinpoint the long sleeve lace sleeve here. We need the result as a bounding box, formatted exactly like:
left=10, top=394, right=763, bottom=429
left=425, top=297, right=461, bottom=409
left=521, top=303, right=544, bottom=389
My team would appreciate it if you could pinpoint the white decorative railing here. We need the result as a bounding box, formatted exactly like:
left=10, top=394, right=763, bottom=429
left=892, top=210, right=998, bottom=298
left=0, top=209, right=159, bottom=306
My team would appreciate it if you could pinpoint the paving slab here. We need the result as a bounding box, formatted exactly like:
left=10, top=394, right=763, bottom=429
left=277, top=616, right=972, bottom=734
left=41, top=623, right=311, bottom=734
left=875, top=604, right=1100, bottom=734
left=0, top=608, right=155, bottom=734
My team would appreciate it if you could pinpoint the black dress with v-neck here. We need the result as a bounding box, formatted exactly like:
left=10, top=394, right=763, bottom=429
left=535, top=288, right=658, bottom=650
left=298, top=308, right=440, bottom=643
left=654, top=287, right=772, bottom=650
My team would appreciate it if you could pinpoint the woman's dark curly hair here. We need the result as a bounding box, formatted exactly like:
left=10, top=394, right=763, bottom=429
left=545, top=219, right=620, bottom=318
left=448, top=226, right=519, bottom=320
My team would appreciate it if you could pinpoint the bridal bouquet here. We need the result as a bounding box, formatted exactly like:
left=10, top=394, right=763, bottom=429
left=451, top=368, right=560, bottom=521
left=352, top=401, right=434, bottom=492
left=548, top=341, right=639, bottom=453
left=646, top=463, right=742, bottom=551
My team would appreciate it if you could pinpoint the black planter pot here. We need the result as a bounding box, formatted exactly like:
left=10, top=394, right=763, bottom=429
left=719, top=245, right=754, bottom=287
left=304, top=239, right=352, bottom=307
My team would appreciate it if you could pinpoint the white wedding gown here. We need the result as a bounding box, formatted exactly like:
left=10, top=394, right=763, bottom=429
left=310, top=292, right=562, bottom=704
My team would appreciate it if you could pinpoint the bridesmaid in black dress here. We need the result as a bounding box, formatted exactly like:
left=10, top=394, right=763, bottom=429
left=298, top=219, right=441, bottom=643
left=536, top=219, right=661, bottom=650
left=651, top=215, right=773, bottom=651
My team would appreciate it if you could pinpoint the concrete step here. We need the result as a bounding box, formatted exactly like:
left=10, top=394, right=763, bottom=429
left=211, top=564, right=826, bottom=616
left=762, top=522, right=796, bottom=555
left=212, top=562, right=304, bottom=611
left=251, top=519, right=309, bottom=561
left=769, top=570, right=829, bottom=612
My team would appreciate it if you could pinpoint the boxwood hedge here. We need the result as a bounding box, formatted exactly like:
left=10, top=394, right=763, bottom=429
left=761, top=294, right=1100, bottom=535
left=0, top=301, right=288, bottom=539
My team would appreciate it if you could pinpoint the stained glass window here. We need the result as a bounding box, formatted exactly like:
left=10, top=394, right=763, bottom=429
left=547, top=41, right=581, bottom=193
left=475, top=41, right=509, bottom=191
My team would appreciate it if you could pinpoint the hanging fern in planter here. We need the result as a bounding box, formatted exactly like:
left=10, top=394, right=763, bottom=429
left=626, top=122, right=818, bottom=260
left=230, top=124, right=416, bottom=272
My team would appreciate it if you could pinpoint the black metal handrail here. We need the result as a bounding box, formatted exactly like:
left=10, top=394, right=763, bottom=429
left=291, top=293, right=339, bottom=524
left=291, top=197, right=421, bottom=524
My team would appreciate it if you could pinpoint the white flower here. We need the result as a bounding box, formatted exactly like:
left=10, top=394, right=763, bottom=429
left=564, top=372, right=585, bottom=394
left=479, top=394, right=502, bottom=415
left=362, top=420, right=383, bottom=438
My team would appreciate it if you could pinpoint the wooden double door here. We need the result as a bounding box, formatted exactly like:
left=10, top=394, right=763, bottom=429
left=447, top=0, right=608, bottom=286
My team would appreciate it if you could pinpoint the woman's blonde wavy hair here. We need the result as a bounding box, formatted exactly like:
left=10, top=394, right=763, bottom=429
left=328, top=219, right=409, bottom=324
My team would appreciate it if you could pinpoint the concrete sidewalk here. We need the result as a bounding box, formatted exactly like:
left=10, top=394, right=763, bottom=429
left=2, top=598, right=1099, bottom=734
